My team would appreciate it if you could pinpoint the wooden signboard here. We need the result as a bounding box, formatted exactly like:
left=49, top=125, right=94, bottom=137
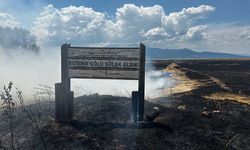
left=56, top=43, right=145, bottom=123
left=67, top=47, right=140, bottom=79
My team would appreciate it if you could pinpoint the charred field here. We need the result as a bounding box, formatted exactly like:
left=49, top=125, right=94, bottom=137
left=1, top=59, right=250, bottom=150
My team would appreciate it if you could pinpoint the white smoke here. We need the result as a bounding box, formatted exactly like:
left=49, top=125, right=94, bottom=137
left=71, top=69, right=174, bottom=99
left=0, top=26, right=39, bottom=53
left=0, top=45, right=174, bottom=101
left=0, top=12, right=39, bottom=53
left=0, top=4, right=178, bottom=102
left=0, top=47, right=60, bottom=101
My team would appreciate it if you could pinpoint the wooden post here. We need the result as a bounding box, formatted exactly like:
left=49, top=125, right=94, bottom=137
left=67, top=91, right=74, bottom=119
left=55, top=83, right=61, bottom=122
left=55, top=83, right=74, bottom=122
left=55, top=83, right=67, bottom=122
left=131, top=91, right=139, bottom=123
left=55, top=44, right=74, bottom=123
left=138, top=43, right=146, bottom=121
left=61, top=44, right=71, bottom=92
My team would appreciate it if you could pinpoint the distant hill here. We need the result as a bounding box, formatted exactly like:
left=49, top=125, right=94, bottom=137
left=147, top=48, right=249, bottom=59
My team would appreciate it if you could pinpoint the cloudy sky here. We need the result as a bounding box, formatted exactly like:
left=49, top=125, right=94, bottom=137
left=0, top=0, right=250, bottom=54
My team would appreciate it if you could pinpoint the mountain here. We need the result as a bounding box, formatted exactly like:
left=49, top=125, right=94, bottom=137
left=147, top=48, right=249, bottom=59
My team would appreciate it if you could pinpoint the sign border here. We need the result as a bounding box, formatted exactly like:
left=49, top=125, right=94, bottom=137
left=63, top=45, right=142, bottom=80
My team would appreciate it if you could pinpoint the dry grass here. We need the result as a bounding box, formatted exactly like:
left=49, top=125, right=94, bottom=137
left=164, top=63, right=201, bottom=95
left=203, top=92, right=250, bottom=105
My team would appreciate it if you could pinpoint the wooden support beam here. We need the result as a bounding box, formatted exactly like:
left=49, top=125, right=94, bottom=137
left=131, top=91, right=139, bottom=123
left=61, top=44, right=71, bottom=92
left=138, top=43, right=145, bottom=121
left=55, top=43, right=74, bottom=123
left=55, top=82, right=74, bottom=122
left=67, top=91, right=74, bottom=119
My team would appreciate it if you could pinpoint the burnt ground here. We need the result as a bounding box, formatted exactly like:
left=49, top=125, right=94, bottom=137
left=152, top=59, right=250, bottom=95
left=1, top=59, right=250, bottom=150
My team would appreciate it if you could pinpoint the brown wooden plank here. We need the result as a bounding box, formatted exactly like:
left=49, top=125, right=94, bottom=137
left=66, top=46, right=140, bottom=79
left=68, top=47, right=140, bottom=58
left=68, top=69, right=139, bottom=80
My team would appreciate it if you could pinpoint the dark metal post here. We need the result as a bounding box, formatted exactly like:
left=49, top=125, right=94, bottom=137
left=138, top=43, right=146, bottom=121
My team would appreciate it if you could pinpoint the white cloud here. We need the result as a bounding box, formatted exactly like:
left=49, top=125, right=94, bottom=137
left=202, top=23, right=250, bottom=54
left=0, top=3, right=245, bottom=54
left=0, top=13, right=19, bottom=28
left=31, top=4, right=215, bottom=47
left=143, top=27, right=169, bottom=39
left=0, top=0, right=46, bottom=28
left=113, top=4, right=165, bottom=43
left=160, top=5, right=214, bottom=38
left=184, top=25, right=207, bottom=41
left=239, top=27, right=250, bottom=40
left=32, top=4, right=113, bottom=46
left=183, top=5, right=215, bottom=15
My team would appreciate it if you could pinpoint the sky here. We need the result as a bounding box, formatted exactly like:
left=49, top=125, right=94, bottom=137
left=0, top=0, right=250, bottom=54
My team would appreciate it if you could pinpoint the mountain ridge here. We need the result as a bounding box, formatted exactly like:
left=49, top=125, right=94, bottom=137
left=147, top=47, right=249, bottom=59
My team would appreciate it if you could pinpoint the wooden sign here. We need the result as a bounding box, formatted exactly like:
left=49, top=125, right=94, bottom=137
left=66, top=47, right=140, bottom=79
left=56, top=43, right=146, bottom=123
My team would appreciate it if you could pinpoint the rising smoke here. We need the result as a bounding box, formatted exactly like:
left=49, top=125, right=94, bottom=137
left=0, top=26, right=39, bottom=54
left=0, top=10, right=173, bottom=102
left=0, top=44, right=174, bottom=102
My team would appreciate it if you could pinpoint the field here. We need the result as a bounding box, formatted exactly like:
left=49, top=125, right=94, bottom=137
left=0, top=59, right=250, bottom=150
left=152, top=59, right=250, bottom=95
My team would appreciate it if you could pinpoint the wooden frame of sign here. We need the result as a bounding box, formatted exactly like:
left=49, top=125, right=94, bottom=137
left=55, top=43, right=145, bottom=123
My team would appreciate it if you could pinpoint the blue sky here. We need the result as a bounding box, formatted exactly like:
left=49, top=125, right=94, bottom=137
left=0, top=0, right=250, bottom=54
left=1, top=0, right=250, bottom=27
left=47, top=0, right=250, bottom=23
left=2, top=0, right=250, bottom=24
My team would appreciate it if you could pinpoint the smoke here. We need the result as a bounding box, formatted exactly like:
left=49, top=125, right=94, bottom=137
left=71, top=70, right=174, bottom=98
left=0, top=26, right=39, bottom=54
left=0, top=15, right=173, bottom=101
left=145, top=70, right=174, bottom=98
left=70, top=57, right=174, bottom=99
left=0, top=47, right=60, bottom=101
left=0, top=3, right=215, bottom=102
left=0, top=45, right=174, bottom=102
left=0, top=12, right=39, bottom=54
left=0, top=11, right=173, bottom=101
